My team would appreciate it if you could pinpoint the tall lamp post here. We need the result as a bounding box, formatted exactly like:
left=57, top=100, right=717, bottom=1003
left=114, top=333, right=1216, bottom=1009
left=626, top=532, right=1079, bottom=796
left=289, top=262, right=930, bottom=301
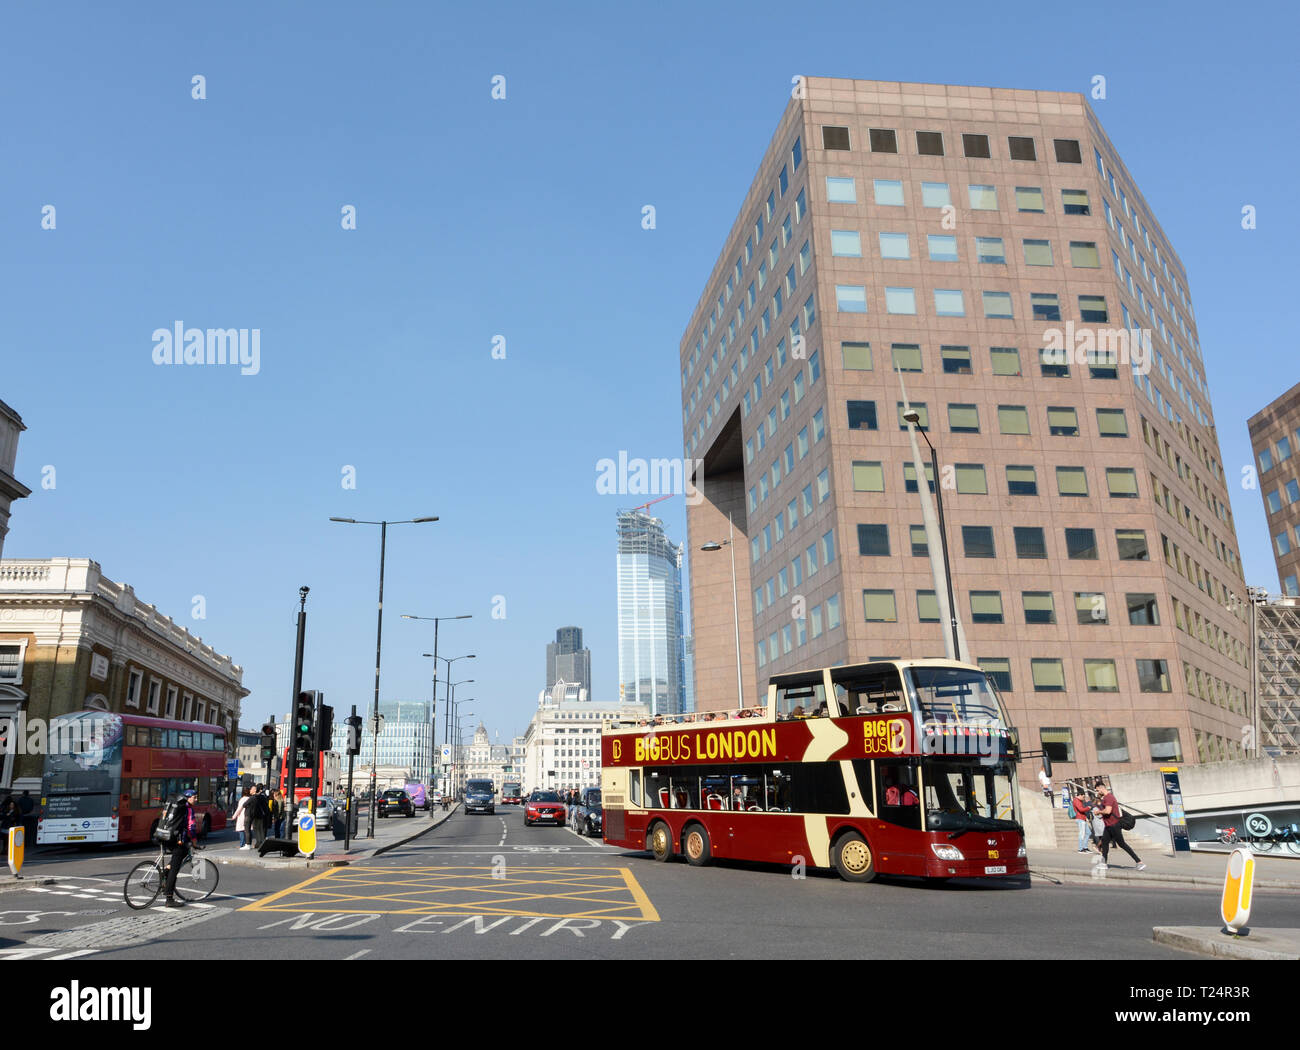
left=455, top=712, right=476, bottom=798
left=424, top=652, right=475, bottom=795
left=447, top=681, right=474, bottom=796
left=700, top=512, right=745, bottom=709
left=903, top=411, right=960, bottom=660
left=404, top=613, right=472, bottom=786
left=330, top=515, right=438, bottom=838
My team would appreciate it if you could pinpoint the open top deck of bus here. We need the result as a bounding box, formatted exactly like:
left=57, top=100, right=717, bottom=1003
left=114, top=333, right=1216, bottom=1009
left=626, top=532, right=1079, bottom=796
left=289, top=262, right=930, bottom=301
left=602, top=658, right=1012, bottom=740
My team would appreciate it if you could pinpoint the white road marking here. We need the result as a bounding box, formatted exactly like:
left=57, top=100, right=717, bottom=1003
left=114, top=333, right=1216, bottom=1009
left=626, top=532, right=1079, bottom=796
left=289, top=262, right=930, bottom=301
left=498, top=817, right=508, bottom=847
left=49, top=949, right=97, bottom=960
left=344, top=949, right=371, bottom=960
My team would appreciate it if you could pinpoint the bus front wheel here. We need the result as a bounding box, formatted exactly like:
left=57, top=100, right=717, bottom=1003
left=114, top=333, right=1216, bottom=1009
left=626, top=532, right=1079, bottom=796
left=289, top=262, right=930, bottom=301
left=832, top=831, right=877, bottom=883
left=683, top=824, right=712, bottom=867
left=648, top=822, right=673, bottom=862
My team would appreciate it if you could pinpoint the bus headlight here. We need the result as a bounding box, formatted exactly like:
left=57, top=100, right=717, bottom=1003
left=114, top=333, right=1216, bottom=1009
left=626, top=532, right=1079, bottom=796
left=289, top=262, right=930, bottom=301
left=930, top=844, right=965, bottom=861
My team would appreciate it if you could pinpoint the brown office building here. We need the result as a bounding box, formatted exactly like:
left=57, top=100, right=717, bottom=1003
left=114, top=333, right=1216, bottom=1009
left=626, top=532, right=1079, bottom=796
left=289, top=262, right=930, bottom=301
left=1248, top=383, right=1300, bottom=595
left=681, top=78, right=1250, bottom=770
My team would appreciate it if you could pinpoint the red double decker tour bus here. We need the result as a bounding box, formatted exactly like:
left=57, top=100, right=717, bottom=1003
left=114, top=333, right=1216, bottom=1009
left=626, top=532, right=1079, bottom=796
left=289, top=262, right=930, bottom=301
left=38, top=710, right=229, bottom=845
left=601, top=659, right=1027, bottom=882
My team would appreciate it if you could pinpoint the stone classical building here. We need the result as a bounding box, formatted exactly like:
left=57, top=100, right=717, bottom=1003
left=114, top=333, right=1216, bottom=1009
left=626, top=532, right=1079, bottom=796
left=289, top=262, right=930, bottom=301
left=681, top=77, right=1250, bottom=770
left=522, top=681, right=649, bottom=794
left=0, top=400, right=31, bottom=561
left=0, top=558, right=248, bottom=790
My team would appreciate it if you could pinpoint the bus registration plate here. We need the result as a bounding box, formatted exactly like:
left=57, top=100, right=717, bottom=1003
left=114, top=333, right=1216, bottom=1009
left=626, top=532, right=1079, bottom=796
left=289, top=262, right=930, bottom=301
left=65, top=835, right=86, bottom=841
left=985, top=865, right=1006, bottom=874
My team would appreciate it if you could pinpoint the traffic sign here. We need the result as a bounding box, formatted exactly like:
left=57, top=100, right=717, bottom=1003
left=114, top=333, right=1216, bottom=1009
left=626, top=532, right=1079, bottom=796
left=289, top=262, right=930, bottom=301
left=440, top=745, right=452, bottom=764
left=227, top=759, right=239, bottom=779
left=7, top=827, right=23, bottom=877
left=1220, top=847, right=1255, bottom=934
left=298, top=811, right=316, bottom=857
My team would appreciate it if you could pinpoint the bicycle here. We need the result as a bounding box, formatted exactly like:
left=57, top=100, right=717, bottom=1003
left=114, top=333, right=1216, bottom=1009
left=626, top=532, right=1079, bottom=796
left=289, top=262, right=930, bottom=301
left=123, top=842, right=219, bottom=909
left=1253, top=822, right=1300, bottom=856
left=1216, top=826, right=1240, bottom=845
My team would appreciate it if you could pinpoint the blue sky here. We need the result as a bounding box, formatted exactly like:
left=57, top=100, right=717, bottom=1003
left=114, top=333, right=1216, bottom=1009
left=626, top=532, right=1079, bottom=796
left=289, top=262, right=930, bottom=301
left=2, top=1, right=1296, bottom=743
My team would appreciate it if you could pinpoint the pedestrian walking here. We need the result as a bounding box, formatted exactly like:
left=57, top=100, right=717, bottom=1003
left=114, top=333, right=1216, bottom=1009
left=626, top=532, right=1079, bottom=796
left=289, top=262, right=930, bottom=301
left=0, top=798, right=21, bottom=834
left=248, top=785, right=269, bottom=848
left=1096, top=787, right=1145, bottom=870
left=233, top=786, right=252, bottom=849
left=1037, top=767, right=1053, bottom=799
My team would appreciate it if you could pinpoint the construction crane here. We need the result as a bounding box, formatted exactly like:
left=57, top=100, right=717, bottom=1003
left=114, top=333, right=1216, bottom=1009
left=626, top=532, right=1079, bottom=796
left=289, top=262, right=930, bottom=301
left=628, top=494, right=673, bottom=514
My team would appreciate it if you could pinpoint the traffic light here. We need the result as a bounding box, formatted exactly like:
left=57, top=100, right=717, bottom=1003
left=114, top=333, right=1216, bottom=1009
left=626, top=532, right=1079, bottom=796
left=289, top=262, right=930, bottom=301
left=259, top=722, right=276, bottom=762
left=294, top=691, right=316, bottom=753
left=316, top=704, right=334, bottom=753
left=345, top=714, right=363, bottom=756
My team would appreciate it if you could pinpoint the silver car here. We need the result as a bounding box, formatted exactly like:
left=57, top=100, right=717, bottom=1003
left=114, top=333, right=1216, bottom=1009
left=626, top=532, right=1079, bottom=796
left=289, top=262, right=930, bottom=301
left=294, top=798, right=335, bottom=829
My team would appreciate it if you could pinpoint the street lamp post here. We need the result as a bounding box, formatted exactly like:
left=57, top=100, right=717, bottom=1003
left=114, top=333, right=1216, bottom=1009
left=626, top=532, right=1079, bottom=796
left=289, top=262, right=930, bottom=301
left=330, top=515, right=438, bottom=838
left=455, top=712, right=476, bottom=798
left=424, top=652, right=475, bottom=796
left=904, top=413, right=960, bottom=660
left=701, top=513, right=745, bottom=708
left=404, top=614, right=471, bottom=787
left=447, top=680, right=474, bottom=796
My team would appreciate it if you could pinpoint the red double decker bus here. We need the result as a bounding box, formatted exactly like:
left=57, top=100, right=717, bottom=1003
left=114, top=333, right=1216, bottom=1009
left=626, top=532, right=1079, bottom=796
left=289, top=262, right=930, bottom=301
left=38, top=710, right=229, bottom=845
left=601, top=659, right=1028, bottom=882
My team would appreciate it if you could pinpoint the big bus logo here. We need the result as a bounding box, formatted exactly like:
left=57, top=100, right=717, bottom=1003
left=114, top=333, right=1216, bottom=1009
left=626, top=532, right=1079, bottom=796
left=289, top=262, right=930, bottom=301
left=863, top=719, right=908, bottom=756
left=612, top=739, right=622, bottom=763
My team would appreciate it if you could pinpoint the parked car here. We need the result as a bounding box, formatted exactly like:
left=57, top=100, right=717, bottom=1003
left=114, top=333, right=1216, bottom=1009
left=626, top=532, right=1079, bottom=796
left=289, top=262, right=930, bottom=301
left=294, top=798, right=335, bottom=829
left=377, top=789, right=415, bottom=818
left=571, top=787, right=602, bottom=838
left=523, top=790, right=566, bottom=827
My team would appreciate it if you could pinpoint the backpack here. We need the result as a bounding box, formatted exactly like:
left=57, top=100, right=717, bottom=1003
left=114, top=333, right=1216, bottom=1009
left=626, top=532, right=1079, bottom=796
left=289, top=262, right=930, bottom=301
left=1120, top=808, right=1137, bottom=831
left=153, top=797, right=186, bottom=845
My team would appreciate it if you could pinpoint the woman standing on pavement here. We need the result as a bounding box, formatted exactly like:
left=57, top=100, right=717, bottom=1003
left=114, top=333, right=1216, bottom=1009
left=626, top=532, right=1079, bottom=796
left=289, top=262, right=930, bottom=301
left=233, top=785, right=252, bottom=849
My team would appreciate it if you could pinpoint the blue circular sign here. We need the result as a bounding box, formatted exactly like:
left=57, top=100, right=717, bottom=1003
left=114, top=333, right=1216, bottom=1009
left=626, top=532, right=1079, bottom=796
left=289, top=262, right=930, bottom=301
left=299, top=814, right=314, bottom=831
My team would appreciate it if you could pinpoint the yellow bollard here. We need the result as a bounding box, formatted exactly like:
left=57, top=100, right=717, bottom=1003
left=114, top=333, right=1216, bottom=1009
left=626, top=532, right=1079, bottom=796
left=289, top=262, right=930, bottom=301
left=1220, top=847, right=1254, bottom=935
left=6, top=826, right=24, bottom=878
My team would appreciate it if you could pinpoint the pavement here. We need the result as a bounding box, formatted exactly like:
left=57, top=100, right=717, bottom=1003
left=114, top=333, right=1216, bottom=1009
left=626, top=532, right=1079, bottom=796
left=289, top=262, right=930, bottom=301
left=213, top=802, right=459, bottom=870
left=1028, top=840, right=1300, bottom=960
left=1027, top=840, right=1300, bottom=890
left=0, top=803, right=461, bottom=890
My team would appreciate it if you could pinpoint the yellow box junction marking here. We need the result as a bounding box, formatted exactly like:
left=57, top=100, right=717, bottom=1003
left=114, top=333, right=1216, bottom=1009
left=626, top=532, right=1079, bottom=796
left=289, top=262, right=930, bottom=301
left=242, top=866, right=659, bottom=922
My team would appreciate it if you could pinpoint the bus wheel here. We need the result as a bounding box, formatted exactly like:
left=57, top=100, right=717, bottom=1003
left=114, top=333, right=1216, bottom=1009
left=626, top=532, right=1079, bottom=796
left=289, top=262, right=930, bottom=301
left=648, top=821, right=673, bottom=862
left=832, top=831, right=877, bottom=883
left=683, top=824, right=712, bottom=866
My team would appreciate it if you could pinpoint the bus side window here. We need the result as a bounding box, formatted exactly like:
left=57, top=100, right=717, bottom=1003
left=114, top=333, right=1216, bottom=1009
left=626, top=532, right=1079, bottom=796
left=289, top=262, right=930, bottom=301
left=628, top=769, right=641, bottom=807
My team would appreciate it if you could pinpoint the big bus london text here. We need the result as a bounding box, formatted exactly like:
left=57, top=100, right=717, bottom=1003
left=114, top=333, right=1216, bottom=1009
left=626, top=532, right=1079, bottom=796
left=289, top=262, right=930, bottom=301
left=599, top=659, right=1028, bottom=882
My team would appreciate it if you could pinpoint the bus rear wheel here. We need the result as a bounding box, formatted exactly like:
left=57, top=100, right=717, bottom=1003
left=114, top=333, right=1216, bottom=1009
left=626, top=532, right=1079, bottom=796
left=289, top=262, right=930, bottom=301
left=648, top=821, right=672, bottom=862
left=683, top=824, right=712, bottom=867
left=832, top=831, right=877, bottom=883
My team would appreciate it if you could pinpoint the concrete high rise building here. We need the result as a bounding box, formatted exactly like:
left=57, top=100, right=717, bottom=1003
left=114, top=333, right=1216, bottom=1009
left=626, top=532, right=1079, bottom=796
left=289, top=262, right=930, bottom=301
left=682, top=77, right=1250, bottom=769
left=616, top=510, right=686, bottom=716
left=546, top=625, right=592, bottom=694
left=1248, top=384, right=1300, bottom=595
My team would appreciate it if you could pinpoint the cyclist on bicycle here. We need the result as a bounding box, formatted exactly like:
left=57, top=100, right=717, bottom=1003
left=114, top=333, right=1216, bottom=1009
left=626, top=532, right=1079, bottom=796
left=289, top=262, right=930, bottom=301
left=164, top=789, right=198, bottom=908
